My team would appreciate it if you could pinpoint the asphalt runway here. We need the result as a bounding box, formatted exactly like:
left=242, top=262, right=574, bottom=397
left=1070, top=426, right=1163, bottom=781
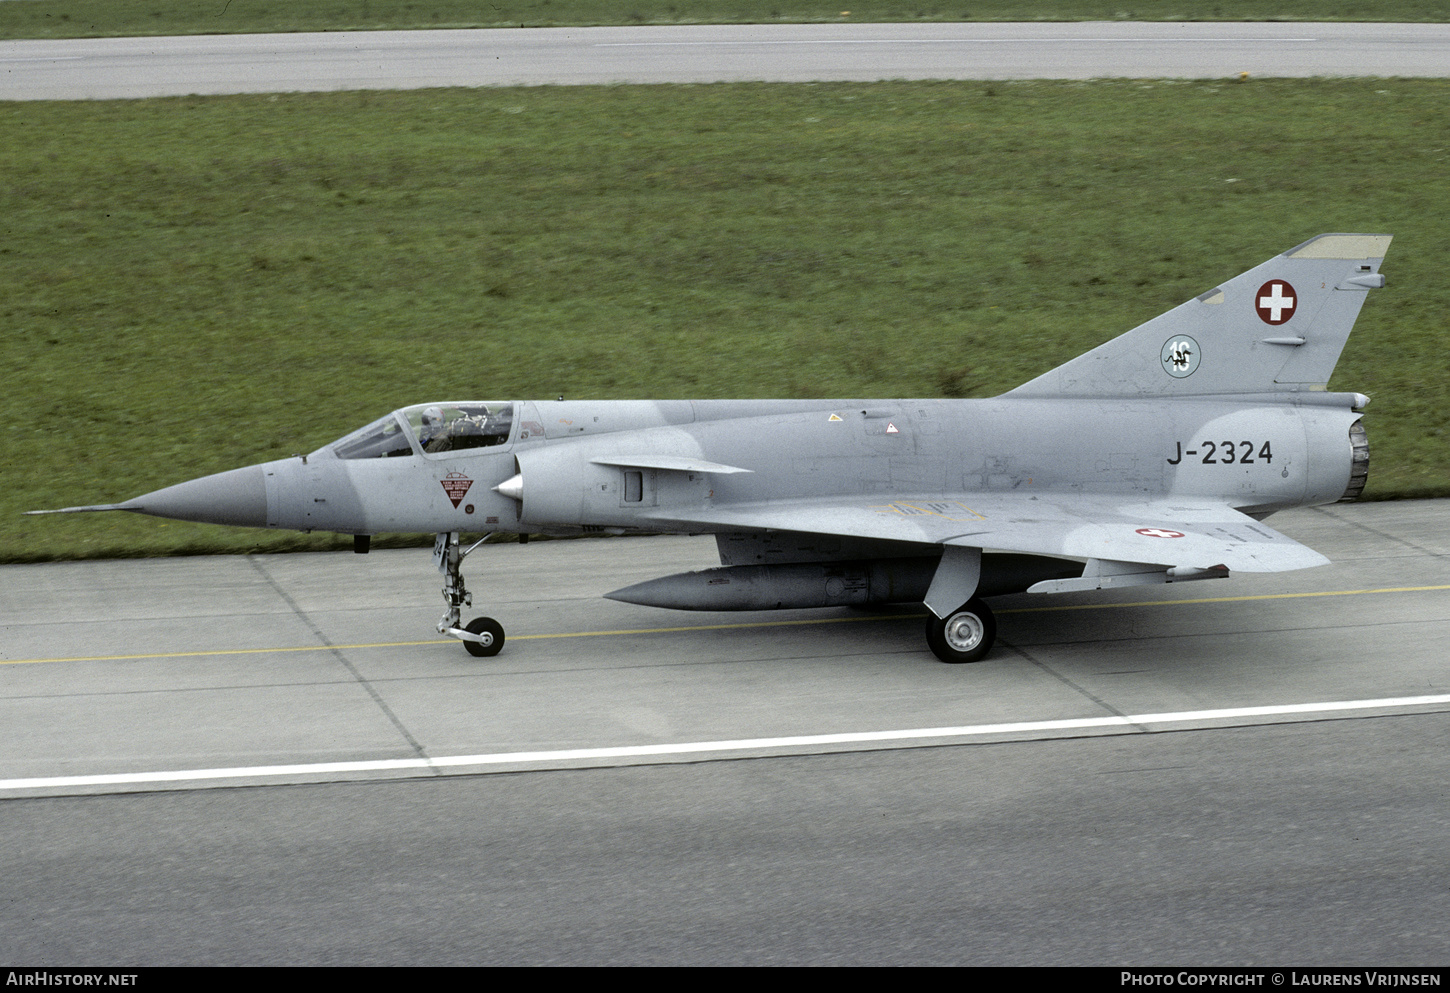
left=3, top=21, right=1450, bottom=100
left=2, top=500, right=1448, bottom=962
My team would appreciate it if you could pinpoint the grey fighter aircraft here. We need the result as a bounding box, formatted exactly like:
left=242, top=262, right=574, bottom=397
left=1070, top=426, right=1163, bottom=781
left=31, top=233, right=1390, bottom=663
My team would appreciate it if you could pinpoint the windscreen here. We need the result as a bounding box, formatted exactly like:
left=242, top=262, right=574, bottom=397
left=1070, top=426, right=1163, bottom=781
left=331, top=413, right=416, bottom=460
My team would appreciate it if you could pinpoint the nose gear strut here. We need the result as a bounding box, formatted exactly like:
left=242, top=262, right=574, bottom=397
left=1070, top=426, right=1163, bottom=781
left=435, top=531, right=505, bottom=657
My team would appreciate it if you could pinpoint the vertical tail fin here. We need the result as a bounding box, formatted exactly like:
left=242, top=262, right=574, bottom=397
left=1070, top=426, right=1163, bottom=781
left=1004, top=234, right=1392, bottom=398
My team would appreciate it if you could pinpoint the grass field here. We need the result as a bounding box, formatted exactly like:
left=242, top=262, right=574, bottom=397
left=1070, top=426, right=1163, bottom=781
left=0, top=1, right=1446, bottom=40
left=3, top=78, right=1447, bottom=561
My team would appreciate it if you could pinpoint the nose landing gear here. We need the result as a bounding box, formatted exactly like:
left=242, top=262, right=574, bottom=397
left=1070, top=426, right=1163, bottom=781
left=435, top=531, right=505, bottom=657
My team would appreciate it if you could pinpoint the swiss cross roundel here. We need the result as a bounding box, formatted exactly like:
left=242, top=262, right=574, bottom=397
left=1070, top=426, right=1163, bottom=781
left=1255, top=279, right=1297, bottom=325
left=1136, top=528, right=1185, bottom=539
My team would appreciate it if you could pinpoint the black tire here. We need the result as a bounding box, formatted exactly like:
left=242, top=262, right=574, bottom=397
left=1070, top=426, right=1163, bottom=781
left=462, top=616, right=505, bottom=658
left=925, top=598, right=996, bottom=664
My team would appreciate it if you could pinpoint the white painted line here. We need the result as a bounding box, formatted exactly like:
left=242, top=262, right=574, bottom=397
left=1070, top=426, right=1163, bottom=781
left=3, top=693, right=1447, bottom=792
left=0, top=758, right=431, bottom=789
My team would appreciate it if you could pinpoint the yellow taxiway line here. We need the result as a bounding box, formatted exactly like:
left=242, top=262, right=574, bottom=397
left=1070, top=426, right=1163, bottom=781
left=4, top=583, right=1449, bottom=667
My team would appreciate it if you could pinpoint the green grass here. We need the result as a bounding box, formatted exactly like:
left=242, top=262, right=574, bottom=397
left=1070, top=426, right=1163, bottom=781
left=3, top=78, right=1448, bottom=562
left=0, top=0, right=1446, bottom=40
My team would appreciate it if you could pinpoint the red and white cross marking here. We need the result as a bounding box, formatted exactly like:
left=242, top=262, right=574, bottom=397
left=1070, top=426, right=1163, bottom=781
left=1255, top=280, right=1297, bottom=325
left=1135, top=527, right=1186, bottom=539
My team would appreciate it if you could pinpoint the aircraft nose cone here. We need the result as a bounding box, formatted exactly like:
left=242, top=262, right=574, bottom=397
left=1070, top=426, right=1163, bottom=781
left=126, top=464, right=268, bottom=527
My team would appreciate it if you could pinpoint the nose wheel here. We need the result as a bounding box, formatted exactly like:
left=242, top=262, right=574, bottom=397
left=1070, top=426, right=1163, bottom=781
left=436, top=531, right=506, bottom=658
left=460, top=616, right=505, bottom=658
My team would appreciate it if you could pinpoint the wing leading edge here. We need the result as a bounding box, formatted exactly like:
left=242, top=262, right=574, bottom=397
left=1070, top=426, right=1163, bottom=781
left=644, top=493, right=1328, bottom=576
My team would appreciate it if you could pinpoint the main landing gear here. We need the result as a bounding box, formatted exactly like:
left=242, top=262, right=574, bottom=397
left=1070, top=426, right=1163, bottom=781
left=436, top=531, right=505, bottom=658
left=925, top=598, right=996, bottom=664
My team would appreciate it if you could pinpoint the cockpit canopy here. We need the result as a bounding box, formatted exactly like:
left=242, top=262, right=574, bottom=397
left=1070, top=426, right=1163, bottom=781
left=331, top=402, right=515, bottom=460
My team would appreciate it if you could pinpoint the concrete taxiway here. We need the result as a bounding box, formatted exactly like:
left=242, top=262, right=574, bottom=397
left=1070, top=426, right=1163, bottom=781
left=2, top=499, right=1447, bottom=798
left=1, top=499, right=1448, bottom=963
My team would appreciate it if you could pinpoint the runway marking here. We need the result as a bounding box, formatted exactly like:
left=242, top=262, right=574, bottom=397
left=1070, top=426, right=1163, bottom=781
left=4, top=583, right=1449, bottom=666
left=2, top=692, right=1446, bottom=793
left=0, top=613, right=901, bottom=665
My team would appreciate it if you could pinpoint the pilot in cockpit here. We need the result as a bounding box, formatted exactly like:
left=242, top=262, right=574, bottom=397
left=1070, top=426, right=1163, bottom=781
left=417, top=403, right=511, bottom=453
left=418, top=406, right=449, bottom=453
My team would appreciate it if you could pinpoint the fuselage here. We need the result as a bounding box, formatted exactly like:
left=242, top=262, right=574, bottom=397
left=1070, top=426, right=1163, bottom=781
left=251, top=394, right=1366, bottom=538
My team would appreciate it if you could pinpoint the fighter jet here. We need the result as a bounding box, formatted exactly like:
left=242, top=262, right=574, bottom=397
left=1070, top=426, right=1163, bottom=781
left=30, top=233, right=1390, bottom=663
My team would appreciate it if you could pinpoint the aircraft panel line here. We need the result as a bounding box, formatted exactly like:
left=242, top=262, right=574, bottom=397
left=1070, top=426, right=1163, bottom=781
left=4, top=582, right=1449, bottom=667
left=3, top=692, right=1447, bottom=795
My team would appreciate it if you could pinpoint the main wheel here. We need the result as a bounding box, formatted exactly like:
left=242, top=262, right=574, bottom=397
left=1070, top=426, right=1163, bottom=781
left=925, top=598, right=996, bottom=664
left=462, top=616, right=505, bottom=658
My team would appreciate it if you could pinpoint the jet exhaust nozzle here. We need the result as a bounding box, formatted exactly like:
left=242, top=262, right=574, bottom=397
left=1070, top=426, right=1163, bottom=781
left=1339, top=419, right=1370, bottom=502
